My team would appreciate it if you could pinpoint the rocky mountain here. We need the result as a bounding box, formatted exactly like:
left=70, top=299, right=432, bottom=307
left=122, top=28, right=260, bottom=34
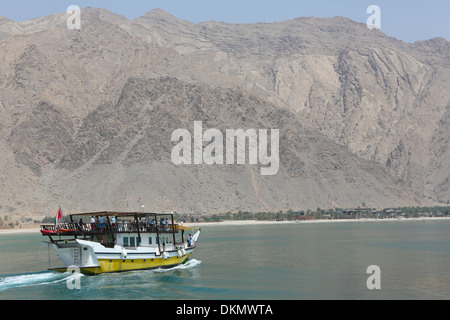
left=0, top=7, right=448, bottom=217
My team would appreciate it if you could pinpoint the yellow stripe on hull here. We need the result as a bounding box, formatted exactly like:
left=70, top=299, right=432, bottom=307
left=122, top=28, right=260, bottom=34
left=49, top=266, right=101, bottom=275
left=82, top=253, right=192, bottom=275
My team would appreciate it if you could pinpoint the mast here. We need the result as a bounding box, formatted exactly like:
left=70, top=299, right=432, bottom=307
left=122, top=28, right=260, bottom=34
left=104, top=212, right=115, bottom=245
left=154, top=212, right=161, bottom=254
left=171, top=213, right=176, bottom=245
left=69, top=213, right=78, bottom=239
left=134, top=212, right=141, bottom=245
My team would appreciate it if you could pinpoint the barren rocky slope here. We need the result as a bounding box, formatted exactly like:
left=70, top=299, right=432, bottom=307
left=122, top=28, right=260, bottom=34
left=0, top=8, right=448, bottom=216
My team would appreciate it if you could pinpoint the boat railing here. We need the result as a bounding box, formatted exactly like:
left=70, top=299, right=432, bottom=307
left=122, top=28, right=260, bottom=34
left=110, top=221, right=178, bottom=233
left=40, top=224, right=59, bottom=232
left=40, top=223, right=79, bottom=236
left=40, top=221, right=184, bottom=236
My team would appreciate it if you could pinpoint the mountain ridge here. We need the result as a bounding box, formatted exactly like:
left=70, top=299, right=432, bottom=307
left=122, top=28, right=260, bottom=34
left=0, top=8, right=448, bottom=218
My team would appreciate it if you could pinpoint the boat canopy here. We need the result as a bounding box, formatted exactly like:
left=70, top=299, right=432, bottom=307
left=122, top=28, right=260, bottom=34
left=69, top=211, right=175, bottom=218
left=40, top=211, right=199, bottom=248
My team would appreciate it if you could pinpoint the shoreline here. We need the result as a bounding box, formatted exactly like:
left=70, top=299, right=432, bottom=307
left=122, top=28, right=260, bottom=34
left=184, top=216, right=450, bottom=228
left=2, top=217, right=450, bottom=235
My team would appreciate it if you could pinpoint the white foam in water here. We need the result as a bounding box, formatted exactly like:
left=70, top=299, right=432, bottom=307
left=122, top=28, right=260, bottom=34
left=0, top=261, right=200, bottom=291
left=153, top=259, right=202, bottom=273
left=0, top=272, right=68, bottom=292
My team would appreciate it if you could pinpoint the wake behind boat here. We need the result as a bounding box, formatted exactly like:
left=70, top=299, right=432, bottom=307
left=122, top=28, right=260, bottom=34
left=40, top=211, right=200, bottom=275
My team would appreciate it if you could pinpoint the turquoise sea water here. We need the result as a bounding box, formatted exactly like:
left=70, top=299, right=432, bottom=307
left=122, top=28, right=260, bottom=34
left=1, top=220, right=450, bottom=300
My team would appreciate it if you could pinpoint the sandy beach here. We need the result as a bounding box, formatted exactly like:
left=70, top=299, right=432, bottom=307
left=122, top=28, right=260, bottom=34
left=3, top=217, right=449, bottom=235
left=0, top=225, right=42, bottom=235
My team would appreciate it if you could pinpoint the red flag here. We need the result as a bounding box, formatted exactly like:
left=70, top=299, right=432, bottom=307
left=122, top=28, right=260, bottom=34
left=56, top=207, right=62, bottom=220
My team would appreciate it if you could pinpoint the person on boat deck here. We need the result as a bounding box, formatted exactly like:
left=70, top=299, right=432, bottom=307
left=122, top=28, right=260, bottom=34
left=188, top=233, right=192, bottom=247
left=111, top=216, right=116, bottom=227
left=99, top=216, right=104, bottom=228
left=90, top=216, right=96, bottom=231
left=150, top=218, right=156, bottom=228
left=79, top=218, right=83, bottom=229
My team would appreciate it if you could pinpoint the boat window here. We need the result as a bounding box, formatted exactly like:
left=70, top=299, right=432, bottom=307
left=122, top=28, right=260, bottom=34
left=123, top=236, right=141, bottom=247
left=161, top=236, right=170, bottom=244
left=149, top=237, right=152, bottom=245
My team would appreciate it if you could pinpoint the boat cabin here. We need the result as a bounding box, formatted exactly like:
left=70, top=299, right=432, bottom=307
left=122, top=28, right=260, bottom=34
left=40, top=211, right=194, bottom=252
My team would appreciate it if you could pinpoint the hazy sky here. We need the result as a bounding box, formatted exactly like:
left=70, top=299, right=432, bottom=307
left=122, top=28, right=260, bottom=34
left=0, top=0, right=449, bottom=43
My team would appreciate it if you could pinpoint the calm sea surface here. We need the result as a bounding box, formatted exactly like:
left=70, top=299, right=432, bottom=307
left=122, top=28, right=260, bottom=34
left=1, top=220, right=450, bottom=300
